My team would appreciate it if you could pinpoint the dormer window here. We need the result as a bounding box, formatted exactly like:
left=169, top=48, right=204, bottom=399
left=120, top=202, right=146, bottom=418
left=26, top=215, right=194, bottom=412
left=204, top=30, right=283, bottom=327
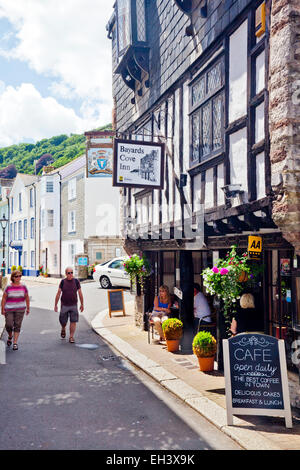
left=110, top=0, right=150, bottom=102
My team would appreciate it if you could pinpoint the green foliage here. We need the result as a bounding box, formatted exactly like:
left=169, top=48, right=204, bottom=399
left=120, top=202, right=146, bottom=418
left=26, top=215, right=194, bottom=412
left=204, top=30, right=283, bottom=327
left=0, top=124, right=112, bottom=175
left=192, top=331, right=217, bottom=358
left=123, top=254, right=151, bottom=289
left=162, top=318, right=183, bottom=340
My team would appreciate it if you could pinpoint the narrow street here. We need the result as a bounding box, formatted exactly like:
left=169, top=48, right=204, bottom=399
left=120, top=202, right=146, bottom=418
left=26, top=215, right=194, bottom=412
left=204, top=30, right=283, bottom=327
left=0, top=281, right=241, bottom=450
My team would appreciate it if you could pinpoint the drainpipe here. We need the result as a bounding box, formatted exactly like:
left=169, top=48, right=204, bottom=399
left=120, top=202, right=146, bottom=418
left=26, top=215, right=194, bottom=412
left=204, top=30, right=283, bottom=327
left=32, top=182, right=38, bottom=277
left=57, top=171, right=62, bottom=278
left=6, top=195, right=10, bottom=275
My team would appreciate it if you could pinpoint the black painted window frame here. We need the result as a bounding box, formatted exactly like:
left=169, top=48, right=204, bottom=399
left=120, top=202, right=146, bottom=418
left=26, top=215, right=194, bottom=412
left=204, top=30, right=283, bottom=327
left=189, top=0, right=269, bottom=214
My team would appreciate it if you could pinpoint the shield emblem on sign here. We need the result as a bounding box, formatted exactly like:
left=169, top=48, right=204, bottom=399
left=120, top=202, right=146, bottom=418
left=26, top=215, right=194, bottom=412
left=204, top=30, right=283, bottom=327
left=97, top=158, right=107, bottom=170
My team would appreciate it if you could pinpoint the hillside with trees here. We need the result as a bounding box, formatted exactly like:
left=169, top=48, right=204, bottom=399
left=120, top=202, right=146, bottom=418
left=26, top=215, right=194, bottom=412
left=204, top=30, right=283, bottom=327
left=0, top=124, right=112, bottom=177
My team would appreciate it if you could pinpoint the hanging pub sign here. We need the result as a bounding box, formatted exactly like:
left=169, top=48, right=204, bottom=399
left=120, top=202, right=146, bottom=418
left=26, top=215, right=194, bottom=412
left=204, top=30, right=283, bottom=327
left=85, top=131, right=114, bottom=178
left=248, top=235, right=262, bottom=260
left=113, top=138, right=165, bottom=189
left=223, top=333, right=292, bottom=428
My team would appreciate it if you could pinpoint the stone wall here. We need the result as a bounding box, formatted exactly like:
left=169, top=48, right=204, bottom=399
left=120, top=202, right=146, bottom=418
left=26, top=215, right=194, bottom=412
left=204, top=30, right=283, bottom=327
left=84, top=237, right=126, bottom=264
left=270, top=0, right=300, bottom=253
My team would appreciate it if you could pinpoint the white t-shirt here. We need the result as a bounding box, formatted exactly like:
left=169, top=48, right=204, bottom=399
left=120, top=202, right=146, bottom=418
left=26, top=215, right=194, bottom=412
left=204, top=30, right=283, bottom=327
left=194, top=292, right=212, bottom=321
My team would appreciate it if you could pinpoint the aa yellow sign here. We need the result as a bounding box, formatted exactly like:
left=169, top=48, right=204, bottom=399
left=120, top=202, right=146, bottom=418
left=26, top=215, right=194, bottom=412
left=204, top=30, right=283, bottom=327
left=248, top=236, right=262, bottom=259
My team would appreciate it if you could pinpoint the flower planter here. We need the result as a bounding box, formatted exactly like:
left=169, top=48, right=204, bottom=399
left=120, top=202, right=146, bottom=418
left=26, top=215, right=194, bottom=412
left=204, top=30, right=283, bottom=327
left=166, top=339, right=180, bottom=352
left=197, top=355, right=215, bottom=372
left=238, top=271, right=248, bottom=282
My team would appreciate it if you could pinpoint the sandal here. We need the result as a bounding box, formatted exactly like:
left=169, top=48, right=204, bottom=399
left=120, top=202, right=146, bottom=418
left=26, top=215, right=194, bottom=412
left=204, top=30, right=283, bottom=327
left=13, top=344, right=18, bottom=351
left=69, top=337, right=75, bottom=343
left=7, top=337, right=12, bottom=347
left=61, top=328, right=66, bottom=339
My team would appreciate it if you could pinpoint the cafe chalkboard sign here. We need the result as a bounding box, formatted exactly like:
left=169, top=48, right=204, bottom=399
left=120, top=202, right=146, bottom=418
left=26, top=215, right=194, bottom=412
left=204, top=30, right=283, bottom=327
left=107, top=289, right=125, bottom=318
left=223, top=333, right=292, bottom=428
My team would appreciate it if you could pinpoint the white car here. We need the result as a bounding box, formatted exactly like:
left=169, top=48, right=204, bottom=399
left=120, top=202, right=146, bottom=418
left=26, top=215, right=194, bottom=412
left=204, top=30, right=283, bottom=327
left=93, top=257, right=130, bottom=289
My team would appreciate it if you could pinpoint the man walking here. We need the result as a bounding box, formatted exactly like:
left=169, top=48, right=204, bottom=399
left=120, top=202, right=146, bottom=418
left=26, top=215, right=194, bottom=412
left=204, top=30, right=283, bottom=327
left=54, top=267, right=84, bottom=343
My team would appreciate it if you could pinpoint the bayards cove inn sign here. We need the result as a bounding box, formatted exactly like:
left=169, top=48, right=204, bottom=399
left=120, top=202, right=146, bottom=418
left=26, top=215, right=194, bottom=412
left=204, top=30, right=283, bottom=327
left=113, top=139, right=165, bottom=189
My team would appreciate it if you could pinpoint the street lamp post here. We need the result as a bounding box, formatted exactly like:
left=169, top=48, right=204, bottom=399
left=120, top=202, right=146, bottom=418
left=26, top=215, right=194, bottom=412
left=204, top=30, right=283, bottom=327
left=0, top=214, right=8, bottom=276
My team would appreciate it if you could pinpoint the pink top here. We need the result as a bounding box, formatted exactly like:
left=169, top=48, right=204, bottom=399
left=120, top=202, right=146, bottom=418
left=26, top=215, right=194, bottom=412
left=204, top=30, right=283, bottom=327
left=4, top=284, right=28, bottom=312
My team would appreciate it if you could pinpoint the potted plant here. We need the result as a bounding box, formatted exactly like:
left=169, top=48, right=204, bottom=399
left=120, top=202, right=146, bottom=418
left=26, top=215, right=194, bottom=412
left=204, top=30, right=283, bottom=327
left=123, top=254, right=151, bottom=293
left=192, top=331, right=217, bottom=372
left=162, top=318, right=183, bottom=352
left=11, top=265, right=17, bottom=272
left=17, top=265, right=23, bottom=273
left=39, top=265, right=44, bottom=276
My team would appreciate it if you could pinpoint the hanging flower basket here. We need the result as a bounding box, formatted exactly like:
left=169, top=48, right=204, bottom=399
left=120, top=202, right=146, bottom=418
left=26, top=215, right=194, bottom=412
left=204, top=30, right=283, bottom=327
left=123, top=254, right=151, bottom=294
left=201, top=245, right=254, bottom=325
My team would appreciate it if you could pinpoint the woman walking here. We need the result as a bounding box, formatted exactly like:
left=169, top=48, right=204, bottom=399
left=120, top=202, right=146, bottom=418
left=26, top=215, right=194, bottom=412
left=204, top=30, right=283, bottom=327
left=1, top=270, right=30, bottom=350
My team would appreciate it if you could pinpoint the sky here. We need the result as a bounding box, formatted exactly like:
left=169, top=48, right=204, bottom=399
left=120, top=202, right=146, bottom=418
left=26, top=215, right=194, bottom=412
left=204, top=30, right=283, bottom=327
left=0, top=0, right=115, bottom=147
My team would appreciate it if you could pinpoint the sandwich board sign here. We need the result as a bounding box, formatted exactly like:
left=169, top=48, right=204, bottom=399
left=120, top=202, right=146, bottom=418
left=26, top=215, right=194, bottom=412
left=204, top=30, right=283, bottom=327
left=223, top=333, right=292, bottom=428
left=107, top=289, right=126, bottom=318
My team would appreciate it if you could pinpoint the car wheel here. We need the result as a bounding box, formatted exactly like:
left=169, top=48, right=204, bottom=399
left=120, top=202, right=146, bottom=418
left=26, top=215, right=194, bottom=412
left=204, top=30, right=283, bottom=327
left=100, top=276, right=112, bottom=289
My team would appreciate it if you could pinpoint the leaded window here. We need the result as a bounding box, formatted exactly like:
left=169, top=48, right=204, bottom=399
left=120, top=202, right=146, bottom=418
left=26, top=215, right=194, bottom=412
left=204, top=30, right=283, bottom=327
left=117, top=0, right=131, bottom=56
left=190, top=57, right=225, bottom=165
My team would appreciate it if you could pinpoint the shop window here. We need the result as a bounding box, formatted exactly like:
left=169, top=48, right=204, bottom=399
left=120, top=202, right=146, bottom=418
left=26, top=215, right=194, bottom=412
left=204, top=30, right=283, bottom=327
left=96, top=252, right=102, bottom=261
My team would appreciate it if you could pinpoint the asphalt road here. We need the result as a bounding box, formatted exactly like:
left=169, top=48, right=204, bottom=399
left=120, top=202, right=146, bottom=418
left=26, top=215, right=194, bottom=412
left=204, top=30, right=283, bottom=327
left=0, top=281, right=241, bottom=450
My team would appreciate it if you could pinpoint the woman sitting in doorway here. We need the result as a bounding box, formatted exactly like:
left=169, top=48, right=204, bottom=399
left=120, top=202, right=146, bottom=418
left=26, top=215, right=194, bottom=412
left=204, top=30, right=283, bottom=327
left=151, top=285, right=171, bottom=342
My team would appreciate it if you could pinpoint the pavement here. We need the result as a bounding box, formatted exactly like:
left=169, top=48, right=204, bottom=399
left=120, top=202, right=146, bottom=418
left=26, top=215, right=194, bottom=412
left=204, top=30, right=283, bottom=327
left=91, top=299, right=300, bottom=451
left=1, top=275, right=300, bottom=450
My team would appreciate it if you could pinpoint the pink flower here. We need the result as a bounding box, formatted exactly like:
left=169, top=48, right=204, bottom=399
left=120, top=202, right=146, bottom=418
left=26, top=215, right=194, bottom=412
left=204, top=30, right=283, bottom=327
left=212, top=267, right=219, bottom=274
left=220, top=268, right=228, bottom=275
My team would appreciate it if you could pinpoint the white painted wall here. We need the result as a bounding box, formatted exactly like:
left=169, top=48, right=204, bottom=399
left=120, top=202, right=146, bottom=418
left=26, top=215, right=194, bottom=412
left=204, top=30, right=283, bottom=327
left=255, top=101, right=265, bottom=143
left=229, top=127, right=248, bottom=204
left=217, top=164, right=225, bottom=206
left=61, top=239, right=84, bottom=273
left=84, top=177, right=121, bottom=238
left=205, top=168, right=214, bottom=209
left=229, top=20, right=248, bottom=123
left=256, top=152, right=266, bottom=199
left=8, top=175, right=38, bottom=274
left=256, top=50, right=265, bottom=94
left=40, top=173, right=60, bottom=243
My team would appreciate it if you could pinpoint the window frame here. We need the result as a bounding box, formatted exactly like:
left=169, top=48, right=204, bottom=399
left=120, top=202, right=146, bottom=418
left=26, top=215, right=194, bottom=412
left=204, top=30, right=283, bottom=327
left=47, top=209, right=54, bottom=228
left=68, top=210, right=76, bottom=233
left=189, top=55, right=225, bottom=168
left=189, top=3, right=268, bottom=212
left=30, top=218, right=35, bottom=239
left=68, top=178, right=77, bottom=201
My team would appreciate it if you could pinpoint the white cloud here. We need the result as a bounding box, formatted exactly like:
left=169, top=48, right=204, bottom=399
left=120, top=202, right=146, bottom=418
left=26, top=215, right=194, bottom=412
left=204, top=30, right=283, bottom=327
left=0, top=83, right=102, bottom=147
left=0, top=0, right=115, bottom=142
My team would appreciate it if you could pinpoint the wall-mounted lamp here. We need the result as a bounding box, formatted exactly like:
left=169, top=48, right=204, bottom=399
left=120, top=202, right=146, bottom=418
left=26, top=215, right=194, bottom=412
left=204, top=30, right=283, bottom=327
left=221, top=184, right=244, bottom=199
left=179, top=173, right=187, bottom=188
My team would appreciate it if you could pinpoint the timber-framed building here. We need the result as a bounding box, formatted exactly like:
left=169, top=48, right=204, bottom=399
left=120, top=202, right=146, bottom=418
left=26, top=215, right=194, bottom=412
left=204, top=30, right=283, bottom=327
left=108, top=0, right=300, bottom=405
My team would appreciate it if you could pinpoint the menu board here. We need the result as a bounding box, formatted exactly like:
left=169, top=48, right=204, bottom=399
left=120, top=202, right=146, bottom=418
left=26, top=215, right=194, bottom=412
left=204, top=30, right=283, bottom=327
left=223, top=333, right=292, bottom=428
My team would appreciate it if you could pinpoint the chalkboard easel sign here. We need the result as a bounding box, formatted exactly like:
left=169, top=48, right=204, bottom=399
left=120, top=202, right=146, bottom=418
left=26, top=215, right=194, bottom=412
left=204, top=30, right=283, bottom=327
left=107, top=289, right=125, bottom=318
left=223, top=333, right=292, bottom=428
